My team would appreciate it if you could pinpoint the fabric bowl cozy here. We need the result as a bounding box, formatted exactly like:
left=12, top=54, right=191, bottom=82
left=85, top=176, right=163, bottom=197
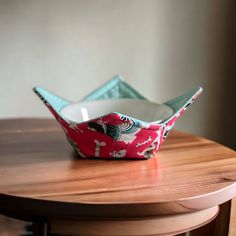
left=33, top=76, right=202, bottom=159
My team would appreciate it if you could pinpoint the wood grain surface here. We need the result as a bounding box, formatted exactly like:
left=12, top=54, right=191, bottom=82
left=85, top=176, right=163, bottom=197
left=0, top=118, right=235, bottom=219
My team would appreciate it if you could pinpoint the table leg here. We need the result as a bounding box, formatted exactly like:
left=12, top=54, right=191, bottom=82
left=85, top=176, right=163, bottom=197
left=228, top=198, right=236, bottom=236
left=33, top=220, right=48, bottom=236
left=189, top=201, right=231, bottom=236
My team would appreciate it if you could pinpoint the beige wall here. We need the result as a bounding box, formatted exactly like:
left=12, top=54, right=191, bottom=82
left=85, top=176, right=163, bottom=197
left=0, top=0, right=235, bottom=148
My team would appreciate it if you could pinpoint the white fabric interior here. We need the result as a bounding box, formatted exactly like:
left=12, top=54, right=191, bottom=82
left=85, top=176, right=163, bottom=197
left=60, top=99, right=173, bottom=123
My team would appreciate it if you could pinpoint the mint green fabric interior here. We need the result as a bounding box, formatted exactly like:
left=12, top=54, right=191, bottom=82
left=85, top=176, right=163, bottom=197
left=34, top=87, right=70, bottom=113
left=164, top=87, right=202, bottom=113
left=82, top=75, right=146, bottom=101
left=34, top=77, right=202, bottom=126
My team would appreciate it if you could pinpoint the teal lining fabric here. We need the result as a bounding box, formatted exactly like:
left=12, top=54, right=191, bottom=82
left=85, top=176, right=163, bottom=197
left=164, top=87, right=202, bottom=119
left=34, top=87, right=70, bottom=113
left=34, top=78, right=202, bottom=126
left=82, top=75, right=146, bottom=101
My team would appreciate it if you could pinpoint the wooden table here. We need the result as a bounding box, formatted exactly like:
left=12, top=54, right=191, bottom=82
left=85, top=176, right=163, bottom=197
left=0, top=118, right=235, bottom=236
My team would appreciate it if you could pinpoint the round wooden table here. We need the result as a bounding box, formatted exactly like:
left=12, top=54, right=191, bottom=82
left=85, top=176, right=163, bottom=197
left=0, top=119, right=235, bottom=236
